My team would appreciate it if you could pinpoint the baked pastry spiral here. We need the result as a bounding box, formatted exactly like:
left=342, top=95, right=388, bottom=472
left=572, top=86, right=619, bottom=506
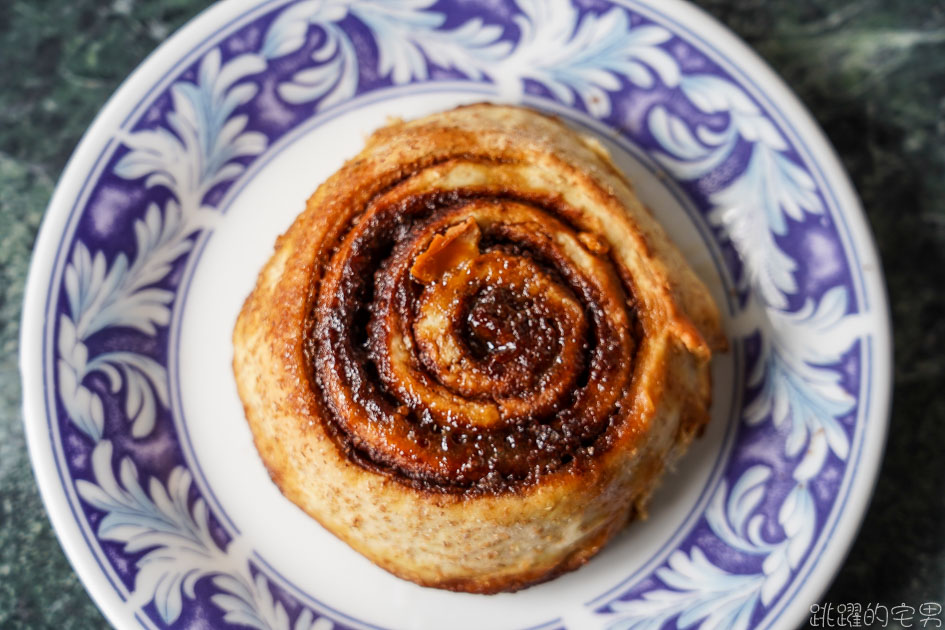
left=233, top=104, right=725, bottom=593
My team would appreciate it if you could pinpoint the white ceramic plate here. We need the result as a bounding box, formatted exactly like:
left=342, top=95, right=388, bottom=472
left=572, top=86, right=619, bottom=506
left=21, top=1, right=891, bottom=629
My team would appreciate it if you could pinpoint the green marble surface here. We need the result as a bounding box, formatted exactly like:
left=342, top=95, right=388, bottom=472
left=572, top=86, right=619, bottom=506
left=1, top=1, right=942, bottom=628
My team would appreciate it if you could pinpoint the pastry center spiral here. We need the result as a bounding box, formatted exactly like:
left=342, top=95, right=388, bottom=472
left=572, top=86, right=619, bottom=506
left=306, top=162, right=641, bottom=492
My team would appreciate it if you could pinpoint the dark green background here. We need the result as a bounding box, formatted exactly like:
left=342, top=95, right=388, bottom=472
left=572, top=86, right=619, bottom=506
left=2, top=1, right=943, bottom=628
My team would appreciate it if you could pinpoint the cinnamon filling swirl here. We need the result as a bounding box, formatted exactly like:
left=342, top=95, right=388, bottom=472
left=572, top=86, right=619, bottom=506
left=305, top=183, right=642, bottom=493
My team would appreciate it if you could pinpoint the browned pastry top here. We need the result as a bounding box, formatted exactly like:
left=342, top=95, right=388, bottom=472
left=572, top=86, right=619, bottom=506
left=233, top=103, right=725, bottom=593
left=306, top=186, right=642, bottom=494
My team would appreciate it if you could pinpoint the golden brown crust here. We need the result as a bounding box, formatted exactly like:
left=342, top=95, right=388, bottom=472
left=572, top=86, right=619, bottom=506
left=232, top=103, right=725, bottom=593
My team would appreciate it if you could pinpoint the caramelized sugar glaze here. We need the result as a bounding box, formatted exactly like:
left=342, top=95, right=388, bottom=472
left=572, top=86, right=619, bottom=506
left=234, top=104, right=725, bottom=592
left=307, top=186, right=641, bottom=494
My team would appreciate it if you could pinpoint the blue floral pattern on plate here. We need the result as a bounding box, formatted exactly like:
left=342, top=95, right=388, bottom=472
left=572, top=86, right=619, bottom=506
left=27, top=0, right=889, bottom=628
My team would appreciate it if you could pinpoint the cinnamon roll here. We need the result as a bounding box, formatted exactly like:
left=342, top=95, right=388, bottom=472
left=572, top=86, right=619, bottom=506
left=232, top=104, right=725, bottom=593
